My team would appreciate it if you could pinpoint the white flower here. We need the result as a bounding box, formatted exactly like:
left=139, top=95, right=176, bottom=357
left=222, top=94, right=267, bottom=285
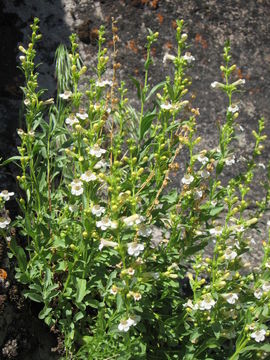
left=0, top=190, right=14, bottom=201
left=224, top=247, right=237, bottom=261
left=200, top=169, right=210, bottom=179
left=127, top=267, right=135, bottom=276
left=198, top=294, right=216, bottom=310
left=110, top=285, right=118, bottom=295
left=258, top=163, right=266, bottom=169
left=130, top=292, right=142, bottom=301
left=94, top=159, right=108, bottom=169
left=59, top=90, right=72, bottom=100
left=89, top=144, right=106, bottom=158
left=91, top=205, right=105, bottom=217
left=98, top=238, right=118, bottom=250
left=160, top=102, right=173, bottom=110
left=96, top=79, right=113, bottom=87
left=110, top=221, right=118, bottom=229
left=71, top=179, right=83, bottom=196
left=96, top=217, right=113, bottom=231
left=138, top=224, right=152, bottom=237
left=24, top=98, right=31, bottom=106
left=123, top=214, right=144, bottom=227
left=232, top=224, right=244, bottom=233
left=194, top=190, right=203, bottom=200
left=211, top=81, right=223, bottom=89
left=251, top=329, right=266, bottom=343
left=225, top=156, right=235, bottom=166
left=128, top=315, right=141, bottom=325
left=181, top=174, right=194, bottom=185
left=262, top=282, right=270, bottom=292
left=81, top=170, right=97, bottom=182
left=228, top=104, right=239, bottom=113
left=163, top=52, right=176, bottom=64
left=232, top=79, right=246, bottom=86
left=182, top=52, right=195, bottom=63
left=197, top=154, right=208, bottom=164
left=0, top=217, right=11, bottom=229
left=65, top=115, right=79, bottom=126
left=69, top=204, right=79, bottom=212
left=209, top=226, right=223, bottom=236
left=183, top=299, right=198, bottom=310
left=222, top=293, right=239, bottom=304
left=127, top=242, right=144, bottom=257
left=118, top=318, right=134, bottom=332
left=254, top=288, right=263, bottom=300
left=76, top=110, right=88, bottom=120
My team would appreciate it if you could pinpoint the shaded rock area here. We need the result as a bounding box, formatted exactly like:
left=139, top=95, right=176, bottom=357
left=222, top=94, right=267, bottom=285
left=0, top=0, right=270, bottom=358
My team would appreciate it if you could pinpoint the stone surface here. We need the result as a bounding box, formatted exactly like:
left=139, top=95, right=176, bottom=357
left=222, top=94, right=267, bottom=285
left=0, top=0, right=270, bottom=358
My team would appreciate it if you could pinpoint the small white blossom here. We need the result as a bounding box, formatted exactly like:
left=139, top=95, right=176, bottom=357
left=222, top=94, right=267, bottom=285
left=118, top=318, right=134, bottom=332
left=254, top=288, right=263, bottom=300
left=232, top=79, right=246, bottom=86
left=76, top=110, right=88, bottom=120
left=163, top=52, right=176, bottom=64
left=96, top=217, right=113, bottom=231
left=94, top=159, right=108, bottom=170
left=211, top=81, right=223, bottom=89
left=250, top=329, right=266, bottom=343
left=200, top=169, right=210, bottom=179
left=128, top=315, right=141, bottom=326
left=127, top=242, right=144, bottom=257
left=91, top=205, right=105, bottom=217
left=65, top=115, right=79, bottom=126
left=225, top=156, right=235, bottom=166
left=182, top=52, right=195, bottom=63
left=258, top=163, right=266, bottom=169
left=233, top=224, right=244, bottom=233
left=181, top=174, right=194, bottom=185
left=96, top=79, right=113, bottom=87
left=0, top=190, right=14, bottom=201
left=0, top=217, right=11, bottom=229
left=197, top=154, right=208, bottom=164
left=123, top=214, right=144, bottom=227
left=130, top=292, right=142, bottom=301
left=262, top=282, right=270, bottom=292
left=110, top=285, right=118, bottom=295
left=71, top=179, right=83, bottom=196
left=194, top=190, right=203, bottom=200
left=127, top=267, right=135, bottom=276
left=81, top=170, right=97, bottom=182
left=89, top=144, right=106, bottom=158
left=138, top=224, right=152, bottom=237
left=160, top=102, right=173, bottom=110
left=98, top=238, right=118, bottom=250
left=198, top=294, right=216, bottom=310
left=209, top=226, right=223, bottom=236
left=228, top=104, right=239, bottom=113
left=59, top=90, right=72, bottom=100
left=224, top=247, right=237, bottom=261
left=183, top=299, right=198, bottom=310
left=24, top=99, right=31, bottom=106
left=222, top=293, right=239, bottom=304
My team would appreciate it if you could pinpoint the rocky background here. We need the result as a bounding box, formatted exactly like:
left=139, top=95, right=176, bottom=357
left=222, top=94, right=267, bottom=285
left=0, top=0, right=270, bottom=358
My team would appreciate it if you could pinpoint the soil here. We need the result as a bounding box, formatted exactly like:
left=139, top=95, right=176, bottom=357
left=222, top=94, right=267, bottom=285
left=0, top=0, right=270, bottom=358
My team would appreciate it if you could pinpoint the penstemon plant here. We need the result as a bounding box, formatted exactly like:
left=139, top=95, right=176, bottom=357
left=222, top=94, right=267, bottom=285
left=1, top=17, right=270, bottom=359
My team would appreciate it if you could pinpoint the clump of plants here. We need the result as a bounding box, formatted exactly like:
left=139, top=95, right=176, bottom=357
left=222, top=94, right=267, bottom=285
left=1, top=17, right=270, bottom=359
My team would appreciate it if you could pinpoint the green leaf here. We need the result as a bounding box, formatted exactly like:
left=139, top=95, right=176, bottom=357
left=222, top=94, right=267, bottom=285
left=129, top=76, right=142, bottom=100
left=24, top=290, right=43, bottom=303
left=86, top=299, right=99, bottom=309
left=210, top=206, right=224, bottom=216
left=39, top=306, right=52, bottom=320
left=139, top=112, right=156, bottom=140
left=74, top=311, right=84, bottom=322
left=10, top=238, right=27, bottom=272
left=1, top=156, right=22, bottom=166
left=146, top=81, right=166, bottom=102
left=239, top=343, right=270, bottom=353
left=76, top=278, right=87, bottom=303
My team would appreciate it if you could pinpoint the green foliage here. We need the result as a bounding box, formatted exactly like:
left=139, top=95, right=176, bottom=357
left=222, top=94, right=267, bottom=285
left=1, top=17, right=270, bottom=360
